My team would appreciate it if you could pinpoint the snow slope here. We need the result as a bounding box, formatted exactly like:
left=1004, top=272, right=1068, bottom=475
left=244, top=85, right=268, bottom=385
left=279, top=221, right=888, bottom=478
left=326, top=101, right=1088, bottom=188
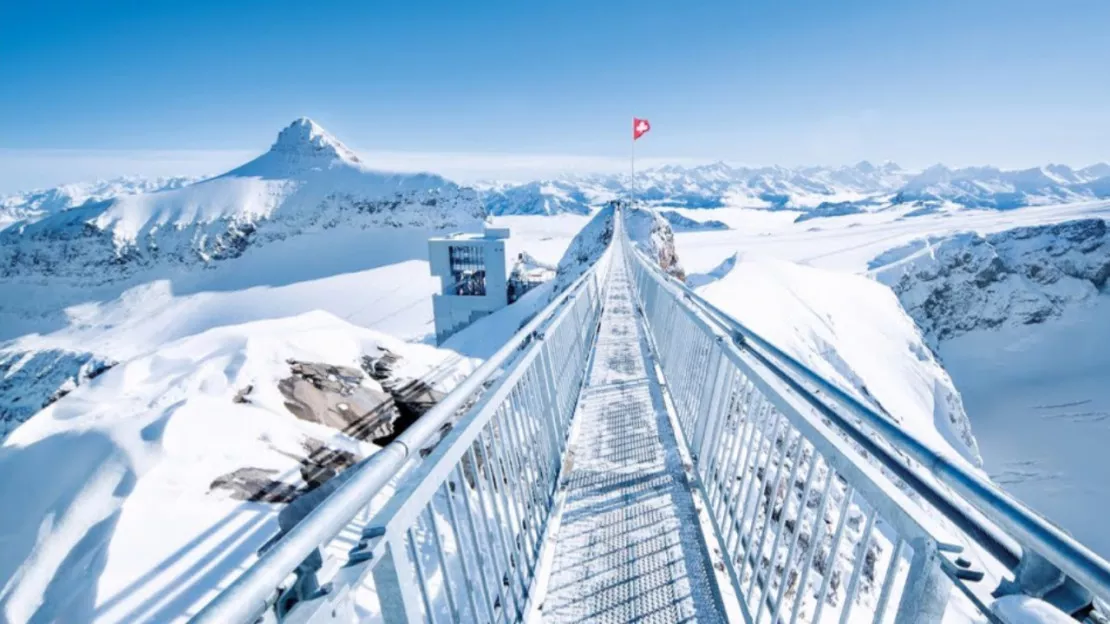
left=0, top=118, right=485, bottom=282
left=694, top=256, right=981, bottom=466
left=867, top=218, right=1110, bottom=558
left=0, top=119, right=496, bottom=440
left=0, top=176, right=199, bottom=232
left=0, top=312, right=462, bottom=623
left=670, top=199, right=1110, bottom=560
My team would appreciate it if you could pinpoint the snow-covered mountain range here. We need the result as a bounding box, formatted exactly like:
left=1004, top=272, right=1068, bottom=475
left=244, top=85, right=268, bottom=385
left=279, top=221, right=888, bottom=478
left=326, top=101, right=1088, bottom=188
left=0, top=118, right=488, bottom=439
left=478, top=160, right=1110, bottom=217
left=0, top=176, right=200, bottom=231
left=0, top=118, right=485, bottom=282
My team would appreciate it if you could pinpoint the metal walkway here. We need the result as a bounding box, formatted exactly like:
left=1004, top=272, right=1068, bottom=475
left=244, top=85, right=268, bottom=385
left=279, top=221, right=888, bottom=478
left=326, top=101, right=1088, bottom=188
left=539, top=261, right=724, bottom=623
left=196, top=207, right=1110, bottom=624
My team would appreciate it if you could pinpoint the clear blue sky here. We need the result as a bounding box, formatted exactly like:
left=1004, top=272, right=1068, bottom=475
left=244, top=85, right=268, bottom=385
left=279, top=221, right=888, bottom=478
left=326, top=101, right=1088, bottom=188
left=1, top=0, right=1107, bottom=190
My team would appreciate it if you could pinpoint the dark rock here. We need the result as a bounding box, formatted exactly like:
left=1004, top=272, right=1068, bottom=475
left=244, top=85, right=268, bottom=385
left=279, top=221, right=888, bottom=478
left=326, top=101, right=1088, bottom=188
left=278, top=359, right=400, bottom=441
left=233, top=384, right=254, bottom=404
left=210, top=437, right=363, bottom=503
left=210, top=467, right=302, bottom=503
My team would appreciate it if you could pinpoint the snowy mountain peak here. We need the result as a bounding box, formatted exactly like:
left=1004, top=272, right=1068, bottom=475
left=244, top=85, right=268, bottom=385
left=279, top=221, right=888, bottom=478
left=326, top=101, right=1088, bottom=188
left=268, top=117, right=362, bottom=165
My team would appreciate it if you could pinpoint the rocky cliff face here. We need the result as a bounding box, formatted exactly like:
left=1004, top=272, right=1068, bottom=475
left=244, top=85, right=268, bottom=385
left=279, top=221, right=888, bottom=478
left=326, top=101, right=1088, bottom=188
left=0, top=350, right=116, bottom=440
left=870, top=218, right=1110, bottom=346
left=625, top=204, right=686, bottom=281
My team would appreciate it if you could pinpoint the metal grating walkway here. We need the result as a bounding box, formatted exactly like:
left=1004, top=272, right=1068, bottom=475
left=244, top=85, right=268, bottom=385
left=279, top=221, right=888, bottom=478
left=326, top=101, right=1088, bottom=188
left=539, top=261, right=725, bottom=623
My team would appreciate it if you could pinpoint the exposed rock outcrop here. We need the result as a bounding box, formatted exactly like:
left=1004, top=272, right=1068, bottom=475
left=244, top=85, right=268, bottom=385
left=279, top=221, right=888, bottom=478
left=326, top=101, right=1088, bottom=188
left=626, top=204, right=686, bottom=281
left=279, top=359, right=401, bottom=442
left=209, top=438, right=361, bottom=503
left=871, top=218, right=1110, bottom=346
left=659, top=210, right=729, bottom=232
left=0, top=350, right=116, bottom=441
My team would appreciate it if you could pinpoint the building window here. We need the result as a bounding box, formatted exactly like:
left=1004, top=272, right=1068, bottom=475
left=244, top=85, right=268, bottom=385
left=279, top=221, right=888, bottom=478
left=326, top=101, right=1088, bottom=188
left=449, top=244, right=486, bottom=296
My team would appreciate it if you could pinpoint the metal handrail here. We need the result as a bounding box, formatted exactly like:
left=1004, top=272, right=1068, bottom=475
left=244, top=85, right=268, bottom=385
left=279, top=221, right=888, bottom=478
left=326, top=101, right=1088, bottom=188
left=623, top=226, right=1110, bottom=611
left=192, top=240, right=613, bottom=624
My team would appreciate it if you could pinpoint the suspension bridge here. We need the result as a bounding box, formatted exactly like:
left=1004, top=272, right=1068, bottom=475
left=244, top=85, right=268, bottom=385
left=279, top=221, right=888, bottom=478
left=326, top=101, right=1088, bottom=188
left=194, top=209, right=1110, bottom=623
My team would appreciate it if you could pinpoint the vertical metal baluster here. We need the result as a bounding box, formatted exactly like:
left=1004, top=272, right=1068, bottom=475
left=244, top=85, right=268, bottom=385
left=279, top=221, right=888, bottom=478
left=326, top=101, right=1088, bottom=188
left=871, top=539, right=905, bottom=624
left=811, top=484, right=856, bottom=624
left=788, top=468, right=836, bottom=624
left=542, top=348, right=568, bottom=462
left=509, top=386, right=546, bottom=564
left=686, top=334, right=712, bottom=434
left=731, top=408, right=782, bottom=555
left=496, top=393, right=535, bottom=568
left=706, top=382, right=747, bottom=524
left=487, top=419, right=535, bottom=609
left=746, top=428, right=799, bottom=605
left=718, top=391, right=766, bottom=543
left=694, top=349, right=728, bottom=466
left=443, top=471, right=489, bottom=622
left=407, top=524, right=438, bottom=623
left=519, top=370, right=557, bottom=537
left=701, top=370, right=738, bottom=497
left=466, top=445, right=519, bottom=621
left=501, top=386, right=544, bottom=570
left=710, top=379, right=751, bottom=508
left=838, top=510, right=877, bottom=624
left=526, top=366, right=561, bottom=504
left=424, top=503, right=461, bottom=623
left=751, top=433, right=808, bottom=616
left=477, top=425, right=529, bottom=608
left=769, top=449, right=823, bottom=623
left=519, top=369, right=553, bottom=538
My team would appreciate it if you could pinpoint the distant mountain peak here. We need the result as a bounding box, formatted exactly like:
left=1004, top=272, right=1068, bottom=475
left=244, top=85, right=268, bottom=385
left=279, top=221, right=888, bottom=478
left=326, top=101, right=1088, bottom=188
left=269, top=117, right=361, bottom=164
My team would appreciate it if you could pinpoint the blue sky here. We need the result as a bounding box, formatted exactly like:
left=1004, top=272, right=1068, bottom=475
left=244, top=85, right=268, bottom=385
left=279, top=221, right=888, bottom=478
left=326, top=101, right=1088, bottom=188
left=1, top=0, right=1108, bottom=191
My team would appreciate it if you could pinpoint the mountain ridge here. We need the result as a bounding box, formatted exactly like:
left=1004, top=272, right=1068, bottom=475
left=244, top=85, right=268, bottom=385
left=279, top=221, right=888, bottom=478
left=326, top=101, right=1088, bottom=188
left=0, top=118, right=485, bottom=282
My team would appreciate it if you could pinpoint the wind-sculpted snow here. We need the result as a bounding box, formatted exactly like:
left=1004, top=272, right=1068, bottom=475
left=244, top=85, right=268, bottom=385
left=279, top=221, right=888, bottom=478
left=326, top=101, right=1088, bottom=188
left=0, top=119, right=485, bottom=282
left=0, top=312, right=466, bottom=622
left=696, top=256, right=982, bottom=467
left=870, top=218, right=1110, bottom=345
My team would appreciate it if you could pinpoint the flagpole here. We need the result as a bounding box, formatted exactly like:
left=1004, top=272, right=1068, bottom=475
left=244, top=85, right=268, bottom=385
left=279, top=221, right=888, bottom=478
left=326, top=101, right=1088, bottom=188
left=630, top=122, right=635, bottom=207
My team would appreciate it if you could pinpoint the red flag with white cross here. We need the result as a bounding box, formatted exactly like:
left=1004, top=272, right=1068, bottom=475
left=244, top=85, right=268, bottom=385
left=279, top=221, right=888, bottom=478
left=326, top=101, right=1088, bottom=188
left=633, top=118, right=651, bottom=140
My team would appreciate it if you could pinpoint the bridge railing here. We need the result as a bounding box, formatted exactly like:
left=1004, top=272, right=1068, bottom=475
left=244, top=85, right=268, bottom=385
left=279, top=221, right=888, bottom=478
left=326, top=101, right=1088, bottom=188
left=194, top=241, right=613, bottom=624
left=620, top=223, right=1110, bottom=622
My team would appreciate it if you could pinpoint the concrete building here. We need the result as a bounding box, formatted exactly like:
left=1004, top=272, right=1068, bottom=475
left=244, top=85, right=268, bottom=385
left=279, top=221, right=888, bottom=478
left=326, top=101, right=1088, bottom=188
left=428, top=226, right=511, bottom=344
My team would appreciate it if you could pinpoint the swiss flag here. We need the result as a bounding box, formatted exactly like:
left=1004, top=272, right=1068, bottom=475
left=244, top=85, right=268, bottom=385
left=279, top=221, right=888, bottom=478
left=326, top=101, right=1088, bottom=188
left=633, top=117, right=651, bottom=140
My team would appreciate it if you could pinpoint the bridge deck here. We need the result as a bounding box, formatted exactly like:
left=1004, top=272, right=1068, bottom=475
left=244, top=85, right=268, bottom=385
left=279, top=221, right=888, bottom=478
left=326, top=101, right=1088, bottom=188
left=539, top=261, right=725, bottom=623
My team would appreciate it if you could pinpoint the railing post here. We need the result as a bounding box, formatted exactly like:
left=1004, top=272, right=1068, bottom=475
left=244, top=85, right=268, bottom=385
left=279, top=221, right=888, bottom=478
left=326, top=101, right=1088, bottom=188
left=893, top=537, right=955, bottom=624
left=535, top=344, right=567, bottom=471
left=693, top=345, right=725, bottom=460
left=371, top=533, right=425, bottom=624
